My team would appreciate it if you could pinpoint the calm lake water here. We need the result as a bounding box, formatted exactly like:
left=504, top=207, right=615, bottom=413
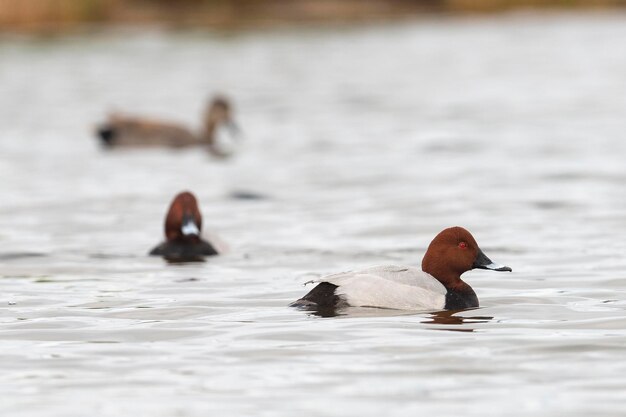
left=1, top=12, right=626, bottom=417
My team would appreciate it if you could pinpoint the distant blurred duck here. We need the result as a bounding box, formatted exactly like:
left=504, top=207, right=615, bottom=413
left=291, top=227, right=511, bottom=313
left=150, top=191, right=220, bottom=261
left=96, top=96, right=240, bottom=157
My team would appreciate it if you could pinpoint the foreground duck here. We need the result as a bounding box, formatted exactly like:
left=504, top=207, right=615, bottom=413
left=150, top=191, right=219, bottom=261
left=96, top=96, right=239, bottom=157
left=291, top=227, right=511, bottom=313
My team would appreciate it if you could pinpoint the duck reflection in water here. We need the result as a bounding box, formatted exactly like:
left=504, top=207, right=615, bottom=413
left=422, top=309, right=494, bottom=332
left=299, top=305, right=493, bottom=332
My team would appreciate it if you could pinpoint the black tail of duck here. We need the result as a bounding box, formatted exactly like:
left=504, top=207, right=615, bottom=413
left=97, top=126, right=116, bottom=146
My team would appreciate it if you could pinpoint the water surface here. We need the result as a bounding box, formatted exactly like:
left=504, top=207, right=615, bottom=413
left=1, top=13, right=626, bottom=417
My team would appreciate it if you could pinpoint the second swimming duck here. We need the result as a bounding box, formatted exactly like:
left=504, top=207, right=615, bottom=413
left=96, top=96, right=239, bottom=157
left=150, top=191, right=219, bottom=262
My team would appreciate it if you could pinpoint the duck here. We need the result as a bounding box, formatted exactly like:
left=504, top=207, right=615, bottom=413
left=149, top=191, right=219, bottom=261
left=96, top=96, right=239, bottom=157
left=291, top=226, right=511, bottom=313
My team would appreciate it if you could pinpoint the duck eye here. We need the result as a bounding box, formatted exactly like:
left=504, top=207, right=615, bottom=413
left=458, top=242, right=468, bottom=249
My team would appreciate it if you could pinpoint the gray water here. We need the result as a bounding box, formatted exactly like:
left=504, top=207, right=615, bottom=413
left=1, top=12, right=626, bottom=416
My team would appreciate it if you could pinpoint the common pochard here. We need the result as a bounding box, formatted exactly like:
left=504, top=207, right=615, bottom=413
left=96, top=96, right=239, bottom=157
left=291, top=227, right=511, bottom=312
left=149, top=191, right=219, bottom=261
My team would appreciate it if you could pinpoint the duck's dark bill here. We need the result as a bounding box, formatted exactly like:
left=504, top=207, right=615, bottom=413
left=472, top=248, right=512, bottom=272
left=181, top=215, right=200, bottom=236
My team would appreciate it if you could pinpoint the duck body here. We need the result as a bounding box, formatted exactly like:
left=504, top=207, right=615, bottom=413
left=294, top=265, right=478, bottom=311
left=97, top=115, right=201, bottom=148
left=150, top=238, right=218, bottom=262
left=292, top=227, right=510, bottom=313
left=300, top=266, right=447, bottom=310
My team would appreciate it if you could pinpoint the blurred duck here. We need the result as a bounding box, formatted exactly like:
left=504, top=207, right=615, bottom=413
left=96, top=96, right=239, bottom=157
left=150, top=191, right=219, bottom=261
left=291, top=227, right=511, bottom=314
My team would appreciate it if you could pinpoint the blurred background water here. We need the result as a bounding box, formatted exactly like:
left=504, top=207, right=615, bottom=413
left=1, top=10, right=626, bottom=417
